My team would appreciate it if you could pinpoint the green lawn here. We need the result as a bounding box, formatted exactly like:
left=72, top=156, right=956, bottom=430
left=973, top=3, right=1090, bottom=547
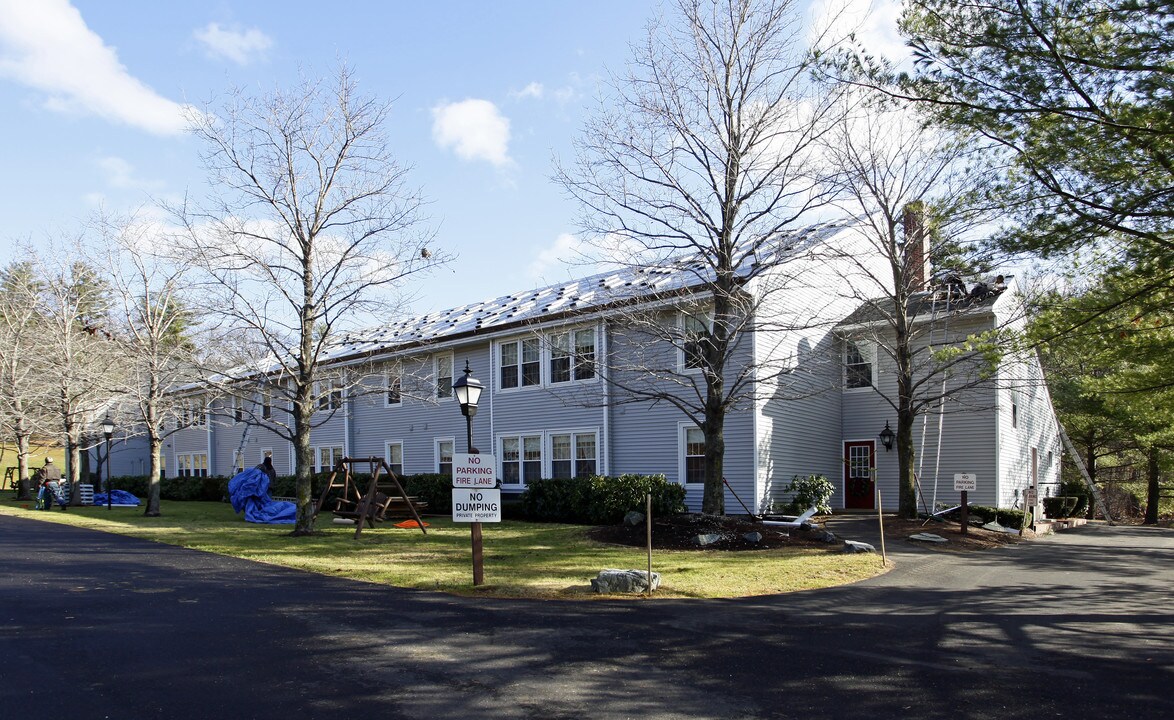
left=0, top=499, right=886, bottom=599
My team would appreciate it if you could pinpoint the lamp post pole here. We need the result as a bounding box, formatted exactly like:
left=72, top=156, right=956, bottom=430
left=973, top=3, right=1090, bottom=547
left=453, top=361, right=485, bottom=586
left=102, top=413, right=115, bottom=511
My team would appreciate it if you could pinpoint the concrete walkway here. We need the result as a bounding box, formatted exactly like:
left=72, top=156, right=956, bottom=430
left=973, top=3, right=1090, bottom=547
left=2, top=513, right=1171, bottom=719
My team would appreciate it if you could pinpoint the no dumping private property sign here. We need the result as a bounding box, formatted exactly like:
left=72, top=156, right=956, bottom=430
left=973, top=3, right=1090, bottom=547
left=452, top=488, right=502, bottom=523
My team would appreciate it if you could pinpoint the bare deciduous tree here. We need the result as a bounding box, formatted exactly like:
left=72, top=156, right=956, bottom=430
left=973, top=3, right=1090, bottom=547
left=100, top=212, right=202, bottom=516
left=0, top=254, right=55, bottom=500
left=556, top=0, right=844, bottom=514
left=821, top=94, right=1013, bottom=517
left=173, top=65, right=441, bottom=534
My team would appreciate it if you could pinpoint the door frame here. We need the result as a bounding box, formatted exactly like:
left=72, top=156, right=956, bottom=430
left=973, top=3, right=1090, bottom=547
left=843, top=440, right=876, bottom=510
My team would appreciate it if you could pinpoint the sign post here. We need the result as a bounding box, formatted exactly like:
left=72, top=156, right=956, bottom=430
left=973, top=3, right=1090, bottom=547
left=954, top=473, right=977, bottom=535
left=452, top=453, right=500, bottom=585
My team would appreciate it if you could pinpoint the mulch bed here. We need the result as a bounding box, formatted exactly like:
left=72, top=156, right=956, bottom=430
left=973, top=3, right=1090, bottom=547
left=587, top=513, right=832, bottom=551
left=588, top=513, right=1030, bottom=552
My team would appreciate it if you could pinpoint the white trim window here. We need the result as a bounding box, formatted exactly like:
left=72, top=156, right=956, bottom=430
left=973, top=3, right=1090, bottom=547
left=500, top=434, right=542, bottom=486
left=385, top=369, right=402, bottom=407
left=233, top=450, right=245, bottom=474
left=681, top=312, right=710, bottom=372
left=315, top=379, right=344, bottom=411
left=260, top=387, right=273, bottom=420
left=436, top=438, right=454, bottom=475
left=385, top=442, right=404, bottom=476
left=233, top=396, right=244, bottom=424
left=176, top=452, right=209, bottom=477
left=844, top=340, right=875, bottom=390
left=182, top=399, right=208, bottom=428
left=435, top=354, right=454, bottom=400
left=314, top=446, right=344, bottom=473
left=681, top=426, right=706, bottom=484
left=550, top=431, right=597, bottom=479
left=499, top=338, right=541, bottom=390
left=549, top=329, right=596, bottom=384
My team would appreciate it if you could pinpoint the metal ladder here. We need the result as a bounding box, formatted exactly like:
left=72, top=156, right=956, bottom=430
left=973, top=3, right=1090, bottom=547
left=1056, top=421, right=1114, bottom=523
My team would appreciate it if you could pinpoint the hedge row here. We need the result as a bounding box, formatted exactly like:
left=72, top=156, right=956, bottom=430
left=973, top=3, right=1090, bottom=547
left=518, top=474, right=686, bottom=525
left=105, top=472, right=683, bottom=526
left=967, top=505, right=1028, bottom=528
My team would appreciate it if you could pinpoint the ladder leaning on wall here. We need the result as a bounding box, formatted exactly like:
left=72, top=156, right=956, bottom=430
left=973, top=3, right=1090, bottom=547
left=1056, top=421, right=1114, bottom=524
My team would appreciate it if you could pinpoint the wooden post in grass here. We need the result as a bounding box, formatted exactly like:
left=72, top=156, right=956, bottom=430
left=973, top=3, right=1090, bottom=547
left=645, top=493, right=653, bottom=597
left=875, top=469, right=887, bottom=567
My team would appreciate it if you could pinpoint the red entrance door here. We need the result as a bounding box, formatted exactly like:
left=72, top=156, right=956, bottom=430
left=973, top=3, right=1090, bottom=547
left=844, top=441, right=876, bottom=510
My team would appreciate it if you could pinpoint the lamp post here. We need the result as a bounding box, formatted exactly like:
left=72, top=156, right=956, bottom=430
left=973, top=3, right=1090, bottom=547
left=452, top=361, right=486, bottom=585
left=101, top=413, right=115, bottom=510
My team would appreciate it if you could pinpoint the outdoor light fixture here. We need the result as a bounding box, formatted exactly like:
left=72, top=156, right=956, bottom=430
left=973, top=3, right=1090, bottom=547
left=878, top=421, right=896, bottom=452
left=452, top=360, right=484, bottom=420
left=101, top=412, right=115, bottom=510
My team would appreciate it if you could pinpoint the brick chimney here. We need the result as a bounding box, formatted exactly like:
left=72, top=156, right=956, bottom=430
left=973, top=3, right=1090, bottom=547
left=902, top=204, right=930, bottom=291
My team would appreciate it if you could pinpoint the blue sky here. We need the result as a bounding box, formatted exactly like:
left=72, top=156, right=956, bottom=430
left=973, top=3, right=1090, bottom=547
left=0, top=0, right=903, bottom=315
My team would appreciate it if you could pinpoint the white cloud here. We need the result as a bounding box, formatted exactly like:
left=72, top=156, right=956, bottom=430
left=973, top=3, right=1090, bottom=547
left=509, top=82, right=544, bottom=100
left=0, top=0, right=191, bottom=135
left=528, top=233, right=583, bottom=280
left=809, top=0, right=909, bottom=65
left=431, top=99, right=513, bottom=167
left=193, top=22, right=272, bottom=66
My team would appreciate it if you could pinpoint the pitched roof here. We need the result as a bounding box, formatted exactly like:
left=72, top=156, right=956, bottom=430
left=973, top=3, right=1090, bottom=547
left=323, top=222, right=847, bottom=362
left=837, top=275, right=1009, bottom=330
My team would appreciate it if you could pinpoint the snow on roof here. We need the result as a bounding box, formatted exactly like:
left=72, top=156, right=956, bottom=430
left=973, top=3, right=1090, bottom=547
left=323, top=222, right=846, bottom=362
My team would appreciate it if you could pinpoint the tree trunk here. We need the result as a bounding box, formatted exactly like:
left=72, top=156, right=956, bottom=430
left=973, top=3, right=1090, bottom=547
left=897, top=405, right=917, bottom=518
left=14, top=430, right=31, bottom=501
left=702, top=413, right=726, bottom=515
left=291, top=379, right=316, bottom=535
left=1145, top=447, right=1160, bottom=525
left=145, top=434, right=163, bottom=517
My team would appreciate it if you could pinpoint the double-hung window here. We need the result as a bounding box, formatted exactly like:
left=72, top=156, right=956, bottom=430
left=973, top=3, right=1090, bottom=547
left=550, top=432, right=597, bottom=479
left=500, top=338, right=541, bottom=389
left=436, top=439, right=454, bottom=475
left=682, top=313, right=709, bottom=371
left=550, top=329, right=596, bottom=384
left=316, top=380, right=344, bottom=411
left=176, top=452, right=209, bottom=477
left=435, top=354, right=453, bottom=399
left=386, top=370, right=402, bottom=407
left=386, top=442, right=404, bottom=476
left=845, top=341, right=874, bottom=389
left=315, top=446, right=344, bottom=473
left=683, top=427, right=705, bottom=484
left=260, top=387, right=273, bottom=420
left=501, top=435, right=542, bottom=486
left=233, top=397, right=244, bottom=424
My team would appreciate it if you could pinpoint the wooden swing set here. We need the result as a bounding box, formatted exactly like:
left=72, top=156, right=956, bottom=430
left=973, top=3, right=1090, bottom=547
left=312, top=456, right=428, bottom=539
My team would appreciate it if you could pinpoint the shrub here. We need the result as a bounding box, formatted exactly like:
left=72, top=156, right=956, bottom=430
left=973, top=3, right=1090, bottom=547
left=968, top=504, right=1027, bottom=528
left=1043, top=496, right=1079, bottom=518
left=400, top=473, right=454, bottom=513
left=520, top=474, right=686, bottom=524
left=781, top=474, right=834, bottom=515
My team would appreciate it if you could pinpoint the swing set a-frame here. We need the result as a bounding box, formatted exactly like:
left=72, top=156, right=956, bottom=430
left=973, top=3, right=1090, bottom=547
left=312, top=456, right=429, bottom=539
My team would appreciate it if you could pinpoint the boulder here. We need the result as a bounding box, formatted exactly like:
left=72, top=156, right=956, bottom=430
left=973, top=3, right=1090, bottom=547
left=693, top=533, right=723, bottom=547
left=842, top=540, right=875, bottom=554
left=591, top=569, right=660, bottom=594
left=623, top=510, right=645, bottom=527
left=981, top=521, right=1006, bottom=533
left=741, top=531, right=763, bottom=544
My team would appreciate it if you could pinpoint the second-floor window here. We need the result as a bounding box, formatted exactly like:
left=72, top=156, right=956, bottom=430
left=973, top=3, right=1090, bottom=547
left=316, top=380, right=344, bottom=411
left=500, top=338, right=541, bottom=389
left=682, top=313, right=709, bottom=371
left=845, top=341, right=873, bottom=389
left=386, top=370, right=402, bottom=406
left=550, top=329, right=596, bottom=384
left=435, top=354, right=453, bottom=399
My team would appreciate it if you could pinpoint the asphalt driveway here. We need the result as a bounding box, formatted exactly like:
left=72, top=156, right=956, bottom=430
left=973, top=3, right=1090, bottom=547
left=1, top=514, right=1170, bottom=719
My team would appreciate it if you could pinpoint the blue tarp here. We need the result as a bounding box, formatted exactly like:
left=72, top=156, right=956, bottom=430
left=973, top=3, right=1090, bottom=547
left=228, top=467, right=296, bottom=524
left=92, top=490, right=141, bottom=506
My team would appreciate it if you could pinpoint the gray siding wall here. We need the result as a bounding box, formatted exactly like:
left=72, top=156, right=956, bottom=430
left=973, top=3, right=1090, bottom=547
left=754, top=227, right=893, bottom=513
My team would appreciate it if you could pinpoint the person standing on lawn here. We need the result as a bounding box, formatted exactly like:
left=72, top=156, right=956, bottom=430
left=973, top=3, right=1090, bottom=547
left=37, top=458, right=61, bottom=510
